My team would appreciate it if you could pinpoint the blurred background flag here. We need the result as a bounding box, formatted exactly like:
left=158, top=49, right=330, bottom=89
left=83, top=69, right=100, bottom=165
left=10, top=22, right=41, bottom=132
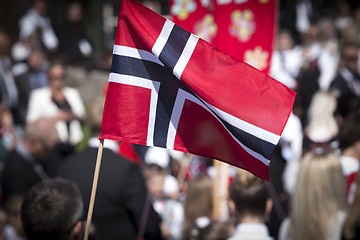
left=170, top=0, right=277, bottom=73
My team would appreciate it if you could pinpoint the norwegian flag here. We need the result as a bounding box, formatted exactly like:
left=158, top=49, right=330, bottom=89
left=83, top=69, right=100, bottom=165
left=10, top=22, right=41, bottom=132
left=100, top=0, right=296, bottom=180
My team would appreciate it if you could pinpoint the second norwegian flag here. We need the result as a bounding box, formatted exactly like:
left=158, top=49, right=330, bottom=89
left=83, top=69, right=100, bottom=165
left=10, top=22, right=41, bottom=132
left=100, top=0, right=296, bottom=180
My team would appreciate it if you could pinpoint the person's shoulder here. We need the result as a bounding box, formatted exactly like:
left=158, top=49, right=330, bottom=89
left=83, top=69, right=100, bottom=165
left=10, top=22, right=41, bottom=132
left=31, top=87, right=51, bottom=96
left=57, top=147, right=140, bottom=179
left=331, top=73, right=346, bottom=84
left=5, top=150, right=27, bottom=164
left=13, top=63, right=29, bottom=79
left=3, top=151, right=33, bottom=174
left=330, top=74, right=347, bottom=90
left=60, top=146, right=134, bottom=166
left=63, top=86, right=80, bottom=94
left=64, top=146, right=97, bottom=161
left=14, top=71, right=29, bottom=81
left=62, top=87, right=82, bottom=99
left=55, top=147, right=97, bottom=174
left=19, top=10, right=35, bottom=22
left=98, top=149, right=144, bottom=179
left=103, top=148, right=139, bottom=167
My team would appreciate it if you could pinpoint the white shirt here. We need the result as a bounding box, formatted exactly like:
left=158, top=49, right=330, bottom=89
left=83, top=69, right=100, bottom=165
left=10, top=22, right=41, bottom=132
left=228, top=223, right=273, bottom=240
left=340, top=155, right=360, bottom=204
left=19, top=9, right=58, bottom=49
left=153, top=199, right=184, bottom=240
left=318, top=42, right=339, bottom=91
left=270, top=47, right=303, bottom=89
left=26, top=87, right=86, bottom=145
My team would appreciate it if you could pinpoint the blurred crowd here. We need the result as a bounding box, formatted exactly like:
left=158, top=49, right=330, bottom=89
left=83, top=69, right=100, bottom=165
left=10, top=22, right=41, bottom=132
left=0, top=0, right=360, bottom=239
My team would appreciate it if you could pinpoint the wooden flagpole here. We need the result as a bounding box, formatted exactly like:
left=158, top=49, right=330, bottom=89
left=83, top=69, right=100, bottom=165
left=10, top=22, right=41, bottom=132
left=83, top=139, right=104, bottom=240
left=212, top=160, right=229, bottom=220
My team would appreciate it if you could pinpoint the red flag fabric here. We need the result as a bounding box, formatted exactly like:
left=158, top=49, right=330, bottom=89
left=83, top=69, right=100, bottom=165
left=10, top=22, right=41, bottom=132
left=117, top=142, right=142, bottom=165
left=170, top=0, right=277, bottom=73
left=100, top=0, right=295, bottom=180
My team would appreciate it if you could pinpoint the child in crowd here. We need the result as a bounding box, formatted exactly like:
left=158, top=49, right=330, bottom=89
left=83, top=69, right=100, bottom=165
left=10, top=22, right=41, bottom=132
left=228, top=169, right=273, bottom=240
left=143, top=164, right=184, bottom=240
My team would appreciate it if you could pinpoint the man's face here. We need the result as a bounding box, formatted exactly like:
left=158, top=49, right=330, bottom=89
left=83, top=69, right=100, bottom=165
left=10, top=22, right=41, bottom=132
left=34, top=0, right=46, bottom=16
left=31, top=137, right=55, bottom=161
left=31, top=130, right=58, bottom=161
left=48, top=65, right=66, bottom=90
left=0, top=33, right=10, bottom=56
left=147, top=174, right=164, bottom=199
left=28, top=50, right=44, bottom=70
left=343, top=46, right=359, bottom=74
left=278, top=33, right=293, bottom=51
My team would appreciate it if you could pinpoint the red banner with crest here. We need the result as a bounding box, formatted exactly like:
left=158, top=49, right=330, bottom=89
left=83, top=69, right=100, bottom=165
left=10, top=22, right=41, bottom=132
left=170, top=0, right=277, bottom=73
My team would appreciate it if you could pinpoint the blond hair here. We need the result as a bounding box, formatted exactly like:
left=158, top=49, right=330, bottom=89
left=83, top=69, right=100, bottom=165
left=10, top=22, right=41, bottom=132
left=25, top=118, right=58, bottom=144
left=289, top=150, right=346, bottom=240
left=305, top=91, right=338, bottom=142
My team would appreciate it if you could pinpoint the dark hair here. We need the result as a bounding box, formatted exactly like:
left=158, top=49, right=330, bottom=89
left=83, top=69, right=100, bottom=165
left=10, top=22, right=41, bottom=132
left=21, top=178, right=83, bottom=240
left=47, top=61, right=66, bottom=74
left=335, top=95, right=360, bottom=120
left=229, top=172, right=268, bottom=223
left=338, top=111, right=360, bottom=150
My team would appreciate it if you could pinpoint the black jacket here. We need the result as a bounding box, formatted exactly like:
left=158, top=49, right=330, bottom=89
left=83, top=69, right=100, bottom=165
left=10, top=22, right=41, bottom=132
left=55, top=146, right=163, bottom=240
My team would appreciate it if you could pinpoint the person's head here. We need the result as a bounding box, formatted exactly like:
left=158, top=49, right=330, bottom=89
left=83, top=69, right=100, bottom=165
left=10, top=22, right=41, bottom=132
left=21, top=178, right=84, bottom=240
left=32, top=0, right=46, bottom=16
left=277, top=29, right=295, bottom=51
left=318, top=18, right=336, bottom=41
left=289, top=150, right=346, bottom=240
left=0, top=31, right=10, bottom=56
left=341, top=43, right=359, bottom=74
left=305, top=91, right=338, bottom=144
left=143, top=165, right=166, bottom=200
left=28, top=48, right=46, bottom=70
left=338, top=111, right=360, bottom=153
left=48, top=63, right=66, bottom=91
left=168, top=150, right=185, bottom=178
left=66, top=2, right=83, bottom=23
left=24, top=118, right=58, bottom=160
left=303, top=24, right=319, bottom=44
left=183, top=175, right=213, bottom=228
left=337, top=1, right=351, bottom=17
left=340, top=25, right=358, bottom=46
left=228, top=169, right=271, bottom=224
